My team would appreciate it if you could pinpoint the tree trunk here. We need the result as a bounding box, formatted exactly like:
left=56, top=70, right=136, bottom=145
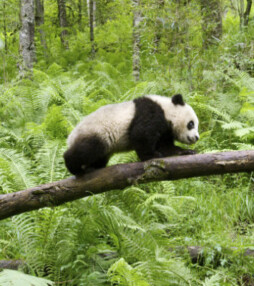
left=132, top=0, right=141, bottom=81
left=89, top=0, right=95, bottom=56
left=78, top=0, right=82, bottom=29
left=239, top=0, right=245, bottom=28
left=153, top=0, right=164, bottom=53
left=35, top=0, right=48, bottom=57
left=0, top=260, right=24, bottom=270
left=0, top=150, right=254, bottom=220
left=3, top=0, right=8, bottom=53
left=19, top=0, right=35, bottom=74
left=200, top=0, right=222, bottom=48
left=57, top=0, right=68, bottom=48
left=244, top=0, right=252, bottom=26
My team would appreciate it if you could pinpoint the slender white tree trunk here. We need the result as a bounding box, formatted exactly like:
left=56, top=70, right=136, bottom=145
left=89, top=0, right=95, bottom=56
left=132, top=0, right=141, bottom=81
left=19, top=0, right=35, bottom=74
left=3, top=0, right=8, bottom=53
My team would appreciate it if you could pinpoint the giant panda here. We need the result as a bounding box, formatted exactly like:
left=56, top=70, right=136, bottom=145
left=64, top=94, right=199, bottom=175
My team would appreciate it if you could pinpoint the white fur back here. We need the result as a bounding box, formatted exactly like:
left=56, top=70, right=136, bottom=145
left=67, top=101, right=135, bottom=152
left=67, top=95, right=199, bottom=151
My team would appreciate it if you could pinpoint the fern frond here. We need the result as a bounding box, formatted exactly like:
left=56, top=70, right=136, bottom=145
left=234, top=127, right=254, bottom=138
left=0, top=270, right=53, bottom=286
left=144, top=193, right=172, bottom=206
left=221, top=121, right=244, bottom=130
left=120, top=81, right=158, bottom=101
left=35, top=140, right=66, bottom=182
left=197, top=103, right=231, bottom=122
left=232, top=143, right=254, bottom=150
left=108, top=258, right=149, bottom=286
left=202, top=273, right=222, bottom=286
left=0, top=148, right=35, bottom=190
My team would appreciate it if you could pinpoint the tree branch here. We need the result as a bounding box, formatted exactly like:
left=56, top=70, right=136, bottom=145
left=0, top=150, right=254, bottom=220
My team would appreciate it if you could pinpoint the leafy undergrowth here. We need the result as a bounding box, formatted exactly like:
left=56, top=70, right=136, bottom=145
left=0, top=57, right=253, bottom=286
left=1, top=7, right=254, bottom=283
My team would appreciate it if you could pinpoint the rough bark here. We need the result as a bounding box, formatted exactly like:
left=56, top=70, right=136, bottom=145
left=132, top=0, right=141, bottom=81
left=0, top=151, right=254, bottom=221
left=3, top=0, right=8, bottom=53
left=78, top=0, right=82, bottom=29
left=0, top=260, right=24, bottom=270
left=244, top=0, right=252, bottom=26
left=19, top=0, right=35, bottom=74
left=239, top=0, right=245, bottom=28
left=200, top=0, right=222, bottom=48
left=89, top=0, right=95, bottom=56
left=35, top=0, right=48, bottom=57
left=153, top=0, right=164, bottom=53
left=57, top=0, right=69, bottom=48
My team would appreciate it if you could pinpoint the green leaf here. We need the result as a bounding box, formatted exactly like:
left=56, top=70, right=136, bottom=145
left=0, top=270, right=53, bottom=286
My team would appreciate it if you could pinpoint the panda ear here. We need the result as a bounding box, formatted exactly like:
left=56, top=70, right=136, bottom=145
left=172, top=94, right=185, bottom=106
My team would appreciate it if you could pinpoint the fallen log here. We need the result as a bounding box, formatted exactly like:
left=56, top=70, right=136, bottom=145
left=0, top=260, right=24, bottom=270
left=0, top=150, right=254, bottom=220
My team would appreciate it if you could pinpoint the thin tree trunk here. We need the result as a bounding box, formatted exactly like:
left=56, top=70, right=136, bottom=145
left=0, top=150, right=254, bottom=220
left=93, top=0, right=96, bottom=27
left=35, top=0, right=48, bottom=57
left=19, top=0, right=35, bottom=75
left=153, top=0, right=164, bottom=53
left=200, top=0, right=222, bottom=48
left=78, top=0, right=82, bottom=29
left=57, top=0, right=69, bottom=48
left=132, top=0, right=141, bottom=81
left=244, top=0, right=252, bottom=26
left=3, top=0, right=8, bottom=53
left=87, top=0, right=89, bottom=20
left=89, top=0, right=95, bottom=56
left=239, top=0, right=245, bottom=28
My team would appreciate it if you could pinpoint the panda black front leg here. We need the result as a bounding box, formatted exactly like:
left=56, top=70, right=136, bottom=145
left=129, top=97, right=170, bottom=161
left=134, top=142, right=164, bottom=161
left=169, top=146, right=197, bottom=156
left=156, top=133, right=198, bottom=157
left=157, top=143, right=198, bottom=157
left=130, top=128, right=165, bottom=161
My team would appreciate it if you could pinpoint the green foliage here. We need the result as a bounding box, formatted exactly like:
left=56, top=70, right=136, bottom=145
left=0, top=0, right=254, bottom=285
left=43, top=105, right=70, bottom=139
left=0, top=270, right=53, bottom=286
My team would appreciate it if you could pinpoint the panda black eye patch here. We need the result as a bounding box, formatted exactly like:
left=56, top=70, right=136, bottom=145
left=187, top=120, right=194, bottom=130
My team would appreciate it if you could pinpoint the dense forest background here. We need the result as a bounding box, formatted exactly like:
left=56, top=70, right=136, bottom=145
left=0, top=0, right=254, bottom=285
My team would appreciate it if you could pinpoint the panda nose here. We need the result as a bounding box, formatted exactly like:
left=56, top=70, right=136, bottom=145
left=195, top=135, right=199, bottom=142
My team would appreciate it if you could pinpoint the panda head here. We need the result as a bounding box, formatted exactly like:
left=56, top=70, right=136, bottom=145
left=171, top=94, right=199, bottom=145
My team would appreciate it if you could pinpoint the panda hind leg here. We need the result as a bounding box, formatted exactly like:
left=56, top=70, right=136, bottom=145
left=84, top=156, right=109, bottom=173
left=64, top=135, right=109, bottom=176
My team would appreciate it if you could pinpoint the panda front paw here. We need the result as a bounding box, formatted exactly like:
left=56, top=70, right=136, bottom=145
left=181, top=149, right=198, bottom=155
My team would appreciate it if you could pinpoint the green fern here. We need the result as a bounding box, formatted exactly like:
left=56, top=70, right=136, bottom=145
left=0, top=148, right=36, bottom=190
left=0, top=270, right=53, bottom=286
left=108, top=258, right=149, bottom=286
